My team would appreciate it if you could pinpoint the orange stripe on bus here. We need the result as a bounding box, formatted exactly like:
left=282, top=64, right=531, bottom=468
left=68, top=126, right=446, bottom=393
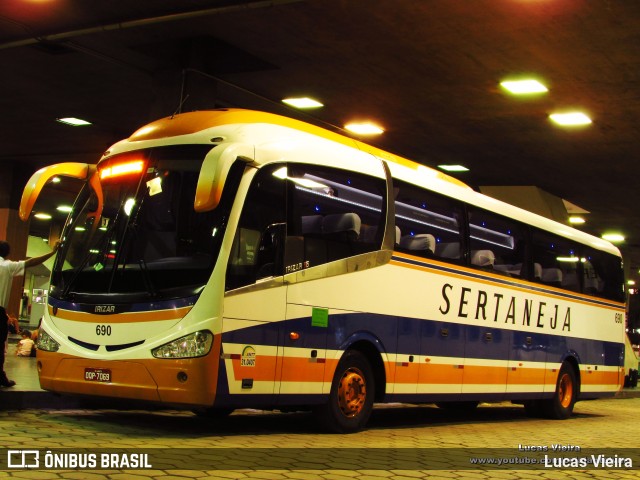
left=49, top=305, right=192, bottom=323
left=580, top=370, right=620, bottom=386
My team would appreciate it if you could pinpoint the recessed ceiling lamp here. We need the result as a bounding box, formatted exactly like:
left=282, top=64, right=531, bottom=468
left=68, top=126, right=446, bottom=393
left=344, top=122, right=384, bottom=135
left=34, top=213, right=52, bottom=220
left=549, top=112, right=592, bottom=126
left=438, top=165, right=469, bottom=172
left=568, top=216, right=586, bottom=224
left=282, top=97, right=324, bottom=109
left=56, top=205, right=73, bottom=213
left=56, top=117, right=92, bottom=126
left=602, top=233, right=625, bottom=243
left=500, top=79, right=548, bottom=94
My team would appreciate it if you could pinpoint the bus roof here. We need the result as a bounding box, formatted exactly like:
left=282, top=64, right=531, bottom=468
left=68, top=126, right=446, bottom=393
left=123, top=108, right=471, bottom=189
left=109, top=108, right=620, bottom=258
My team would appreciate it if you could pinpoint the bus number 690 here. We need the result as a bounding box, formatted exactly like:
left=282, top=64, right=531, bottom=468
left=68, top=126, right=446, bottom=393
left=96, top=325, right=112, bottom=336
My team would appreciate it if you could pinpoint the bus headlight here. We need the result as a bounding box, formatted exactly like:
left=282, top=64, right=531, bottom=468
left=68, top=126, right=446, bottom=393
left=37, top=329, right=60, bottom=352
left=151, top=331, right=213, bottom=359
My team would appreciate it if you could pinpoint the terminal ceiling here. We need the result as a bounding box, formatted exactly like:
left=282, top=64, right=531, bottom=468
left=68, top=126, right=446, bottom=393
left=1, top=0, right=640, bottom=281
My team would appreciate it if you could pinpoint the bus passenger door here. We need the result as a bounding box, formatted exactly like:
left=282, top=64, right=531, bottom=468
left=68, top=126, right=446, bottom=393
left=463, top=325, right=509, bottom=399
left=277, top=233, right=328, bottom=400
left=220, top=165, right=288, bottom=405
left=222, top=225, right=287, bottom=405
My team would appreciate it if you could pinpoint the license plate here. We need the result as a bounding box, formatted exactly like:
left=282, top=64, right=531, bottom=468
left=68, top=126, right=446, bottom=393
left=84, top=368, right=112, bottom=383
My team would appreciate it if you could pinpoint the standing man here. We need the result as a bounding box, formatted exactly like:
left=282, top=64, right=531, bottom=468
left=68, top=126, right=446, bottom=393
left=1, top=239, right=59, bottom=387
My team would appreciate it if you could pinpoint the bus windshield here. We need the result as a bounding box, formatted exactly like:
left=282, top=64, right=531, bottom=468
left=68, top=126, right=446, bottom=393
left=50, top=145, right=239, bottom=303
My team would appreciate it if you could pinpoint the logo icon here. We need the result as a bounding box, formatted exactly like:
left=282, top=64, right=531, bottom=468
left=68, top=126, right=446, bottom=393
left=8, top=450, right=39, bottom=468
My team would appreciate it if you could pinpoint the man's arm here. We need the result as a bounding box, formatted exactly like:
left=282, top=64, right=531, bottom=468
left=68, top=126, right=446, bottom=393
left=24, top=241, right=60, bottom=269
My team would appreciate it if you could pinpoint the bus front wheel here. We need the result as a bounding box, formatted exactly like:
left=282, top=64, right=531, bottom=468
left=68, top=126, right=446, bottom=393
left=317, top=350, right=375, bottom=433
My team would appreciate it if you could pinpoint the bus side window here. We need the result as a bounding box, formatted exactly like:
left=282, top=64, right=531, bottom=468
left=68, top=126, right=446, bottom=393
left=532, top=231, right=581, bottom=292
left=582, top=248, right=625, bottom=301
left=287, top=164, right=386, bottom=267
left=226, top=165, right=286, bottom=290
left=393, top=180, right=463, bottom=262
left=468, top=208, right=525, bottom=278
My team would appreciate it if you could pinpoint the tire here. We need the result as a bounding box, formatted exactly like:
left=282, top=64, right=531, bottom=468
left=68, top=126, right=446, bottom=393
left=542, top=363, right=578, bottom=419
left=316, top=350, right=375, bottom=433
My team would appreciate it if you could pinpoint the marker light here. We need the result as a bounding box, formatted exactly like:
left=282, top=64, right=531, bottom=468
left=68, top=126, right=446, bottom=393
left=100, top=160, right=145, bottom=180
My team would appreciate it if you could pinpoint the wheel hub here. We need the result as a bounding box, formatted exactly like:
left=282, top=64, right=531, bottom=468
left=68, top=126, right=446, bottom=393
left=337, top=368, right=366, bottom=417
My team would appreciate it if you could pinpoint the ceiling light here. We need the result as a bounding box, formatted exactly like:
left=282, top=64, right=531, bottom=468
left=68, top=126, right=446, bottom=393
left=602, top=233, right=625, bottom=243
left=56, top=205, right=73, bottom=213
left=438, top=165, right=469, bottom=172
left=282, top=97, right=324, bottom=109
left=57, top=117, right=92, bottom=126
left=344, top=122, right=384, bottom=135
left=500, top=79, right=548, bottom=94
left=34, top=213, right=52, bottom=220
left=549, top=112, right=592, bottom=126
left=568, top=216, right=585, bottom=224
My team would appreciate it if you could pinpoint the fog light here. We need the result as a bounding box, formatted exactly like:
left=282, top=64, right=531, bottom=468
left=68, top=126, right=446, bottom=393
left=177, top=372, right=188, bottom=383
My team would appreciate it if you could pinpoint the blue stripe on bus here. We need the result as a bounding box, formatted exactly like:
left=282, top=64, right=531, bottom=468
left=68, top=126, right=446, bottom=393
left=391, top=254, right=623, bottom=309
left=222, top=311, right=623, bottom=368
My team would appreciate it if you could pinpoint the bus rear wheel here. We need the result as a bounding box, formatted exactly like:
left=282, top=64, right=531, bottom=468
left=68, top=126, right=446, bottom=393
left=316, top=350, right=375, bottom=433
left=542, top=363, right=578, bottom=419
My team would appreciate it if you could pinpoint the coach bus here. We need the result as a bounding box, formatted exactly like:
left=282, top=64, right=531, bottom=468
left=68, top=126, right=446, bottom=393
left=20, top=109, right=625, bottom=432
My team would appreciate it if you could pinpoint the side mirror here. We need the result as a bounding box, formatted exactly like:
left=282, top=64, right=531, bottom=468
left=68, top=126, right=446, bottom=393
left=20, top=163, right=95, bottom=221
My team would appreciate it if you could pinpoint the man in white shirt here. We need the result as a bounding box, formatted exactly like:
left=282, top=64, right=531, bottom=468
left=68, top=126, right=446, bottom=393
left=1, top=240, right=59, bottom=387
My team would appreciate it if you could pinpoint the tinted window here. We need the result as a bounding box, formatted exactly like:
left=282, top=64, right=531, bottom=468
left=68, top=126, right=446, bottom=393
left=532, top=231, right=581, bottom=292
left=394, top=181, right=463, bottom=261
left=287, top=164, right=386, bottom=267
left=582, top=247, right=625, bottom=301
left=468, top=208, right=526, bottom=278
left=226, top=164, right=286, bottom=290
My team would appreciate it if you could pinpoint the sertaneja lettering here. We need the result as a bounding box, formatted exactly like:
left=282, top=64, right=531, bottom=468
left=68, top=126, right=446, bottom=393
left=439, top=283, right=571, bottom=332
